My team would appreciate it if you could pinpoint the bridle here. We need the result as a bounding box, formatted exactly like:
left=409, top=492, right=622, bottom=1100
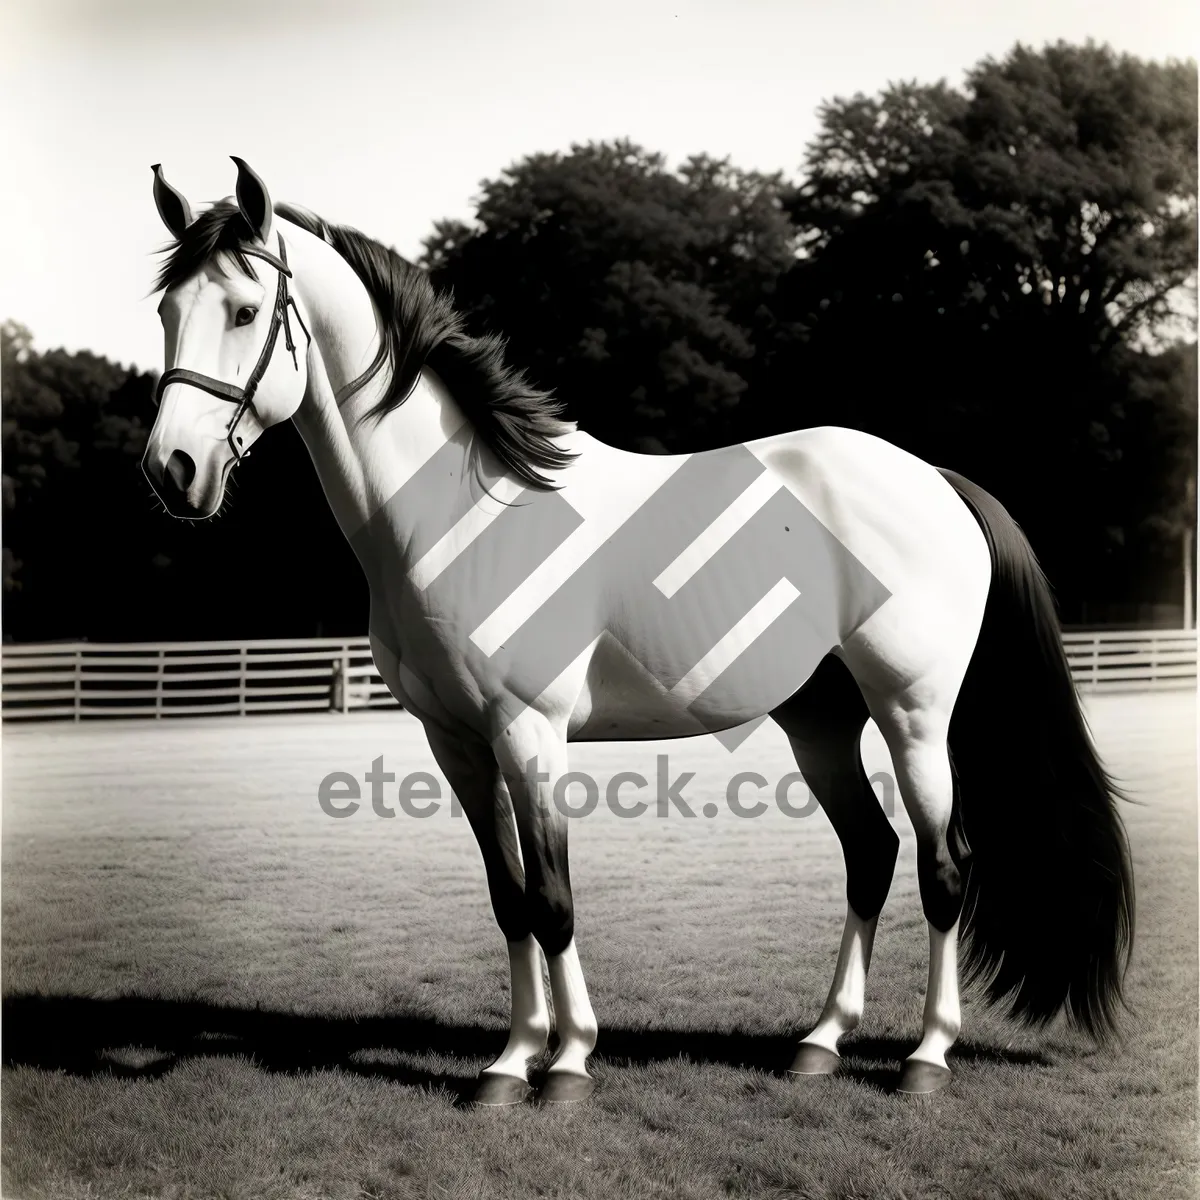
left=154, top=233, right=311, bottom=463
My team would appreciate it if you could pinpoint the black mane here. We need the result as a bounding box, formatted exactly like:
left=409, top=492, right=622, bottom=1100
left=154, top=200, right=576, bottom=489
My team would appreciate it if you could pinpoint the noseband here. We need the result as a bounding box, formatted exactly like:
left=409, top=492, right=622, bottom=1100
left=154, top=233, right=311, bottom=463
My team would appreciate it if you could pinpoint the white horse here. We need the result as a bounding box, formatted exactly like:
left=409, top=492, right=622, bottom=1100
left=142, top=159, right=1134, bottom=1104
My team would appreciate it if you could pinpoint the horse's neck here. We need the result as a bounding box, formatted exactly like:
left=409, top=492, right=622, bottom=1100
left=282, top=221, right=478, bottom=552
left=297, top=362, right=477, bottom=560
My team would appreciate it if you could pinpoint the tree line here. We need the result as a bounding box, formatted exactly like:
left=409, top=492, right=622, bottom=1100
left=3, top=41, right=1196, bottom=642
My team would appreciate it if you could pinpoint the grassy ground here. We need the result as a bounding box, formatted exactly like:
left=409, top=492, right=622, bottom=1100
left=2, top=691, right=1195, bottom=1199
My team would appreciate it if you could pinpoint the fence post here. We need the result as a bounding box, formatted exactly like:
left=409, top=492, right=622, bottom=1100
left=342, top=644, right=351, bottom=713
left=239, top=645, right=248, bottom=717
left=74, top=648, right=82, bottom=722
left=330, top=653, right=345, bottom=713
left=1091, top=634, right=1100, bottom=687
left=155, top=649, right=165, bottom=719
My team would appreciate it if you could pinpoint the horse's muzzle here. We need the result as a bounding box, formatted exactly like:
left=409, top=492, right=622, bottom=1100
left=143, top=447, right=217, bottom=519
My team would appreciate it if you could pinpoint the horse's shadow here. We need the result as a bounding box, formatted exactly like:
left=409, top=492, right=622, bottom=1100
left=1, top=994, right=1051, bottom=1102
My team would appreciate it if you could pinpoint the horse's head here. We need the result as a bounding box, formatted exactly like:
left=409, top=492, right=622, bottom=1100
left=143, top=158, right=310, bottom=518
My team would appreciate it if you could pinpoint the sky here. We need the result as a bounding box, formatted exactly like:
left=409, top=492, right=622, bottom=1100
left=1, top=0, right=1194, bottom=371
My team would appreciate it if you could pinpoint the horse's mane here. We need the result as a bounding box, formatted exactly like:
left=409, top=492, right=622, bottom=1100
left=154, top=199, right=576, bottom=490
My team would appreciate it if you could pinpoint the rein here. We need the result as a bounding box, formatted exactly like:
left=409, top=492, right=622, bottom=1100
left=154, top=233, right=311, bottom=463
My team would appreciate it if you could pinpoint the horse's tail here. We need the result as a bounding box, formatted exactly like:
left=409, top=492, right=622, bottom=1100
left=940, top=468, right=1135, bottom=1042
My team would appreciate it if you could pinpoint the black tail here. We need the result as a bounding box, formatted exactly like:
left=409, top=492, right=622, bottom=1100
left=940, top=469, right=1135, bottom=1042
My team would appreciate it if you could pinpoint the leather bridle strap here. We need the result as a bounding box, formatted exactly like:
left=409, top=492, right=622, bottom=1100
left=154, top=233, right=310, bottom=463
left=154, top=369, right=245, bottom=406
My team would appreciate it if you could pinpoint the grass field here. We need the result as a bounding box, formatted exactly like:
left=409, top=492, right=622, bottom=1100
left=2, top=691, right=1196, bottom=1199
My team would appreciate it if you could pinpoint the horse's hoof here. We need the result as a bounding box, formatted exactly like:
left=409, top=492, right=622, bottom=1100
left=470, top=1072, right=533, bottom=1107
left=896, top=1059, right=952, bottom=1095
left=787, top=1043, right=842, bottom=1076
left=537, top=1071, right=597, bottom=1104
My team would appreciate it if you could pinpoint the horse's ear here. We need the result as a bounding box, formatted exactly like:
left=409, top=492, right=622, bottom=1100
left=231, top=156, right=273, bottom=243
left=151, top=164, right=193, bottom=239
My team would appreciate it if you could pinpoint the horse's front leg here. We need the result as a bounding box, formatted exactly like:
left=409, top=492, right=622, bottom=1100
left=492, top=711, right=598, bottom=1103
left=425, top=729, right=550, bottom=1105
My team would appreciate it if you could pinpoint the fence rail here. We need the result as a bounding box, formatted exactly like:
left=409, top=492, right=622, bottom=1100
left=1, top=629, right=1194, bottom=722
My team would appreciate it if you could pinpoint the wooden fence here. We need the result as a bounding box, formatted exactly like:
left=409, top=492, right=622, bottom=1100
left=0, top=637, right=391, bottom=721
left=1060, top=628, right=1197, bottom=693
left=1, top=629, right=1194, bottom=721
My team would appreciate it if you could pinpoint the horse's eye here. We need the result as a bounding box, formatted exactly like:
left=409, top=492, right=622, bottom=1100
left=235, top=306, right=258, bottom=327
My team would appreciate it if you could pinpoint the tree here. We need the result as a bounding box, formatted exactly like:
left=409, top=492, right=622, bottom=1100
left=789, top=43, right=1196, bottom=351
left=2, top=321, right=81, bottom=589
left=1118, top=342, right=1198, bottom=621
left=423, top=141, right=800, bottom=451
left=1, top=323, right=364, bottom=642
left=776, top=42, right=1197, bottom=619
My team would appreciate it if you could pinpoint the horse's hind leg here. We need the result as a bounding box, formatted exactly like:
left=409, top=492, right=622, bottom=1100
left=772, top=655, right=900, bottom=1074
left=849, top=674, right=971, bottom=1095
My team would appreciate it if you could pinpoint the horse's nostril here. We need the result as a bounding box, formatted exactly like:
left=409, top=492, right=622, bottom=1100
left=165, top=449, right=196, bottom=493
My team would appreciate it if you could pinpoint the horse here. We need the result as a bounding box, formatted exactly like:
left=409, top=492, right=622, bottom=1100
left=141, top=158, right=1134, bottom=1104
